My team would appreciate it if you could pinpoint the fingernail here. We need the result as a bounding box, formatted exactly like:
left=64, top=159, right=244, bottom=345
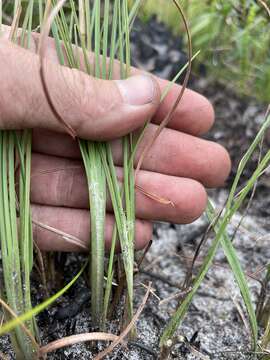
left=116, top=75, right=157, bottom=106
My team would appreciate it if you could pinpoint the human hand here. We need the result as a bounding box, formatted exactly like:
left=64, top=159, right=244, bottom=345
left=0, top=35, right=231, bottom=252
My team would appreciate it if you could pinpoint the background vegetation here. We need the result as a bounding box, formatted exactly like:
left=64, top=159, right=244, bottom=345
left=139, top=0, right=270, bottom=102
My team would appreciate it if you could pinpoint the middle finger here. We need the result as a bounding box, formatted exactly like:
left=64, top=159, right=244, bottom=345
left=32, top=124, right=230, bottom=188
left=30, top=153, right=207, bottom=224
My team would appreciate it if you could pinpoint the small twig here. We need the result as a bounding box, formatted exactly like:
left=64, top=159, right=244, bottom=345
left=159, top=287, right=192, bottom=306
left=144, top=253, right=168, bottom=271
left=136, top=239, right=153, bottom=270
left=186, top=344, right=210, bottom=360
left=8, top=2, right=21, bottom=41
left=250, top=263, right=270, bottom=277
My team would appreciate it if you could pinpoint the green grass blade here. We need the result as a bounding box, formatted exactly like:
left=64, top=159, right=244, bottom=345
left=207, top=201, right=258, bottom=348
left=227, top=114, right=270, bottom=210
left=0, top=263, right=87, bottom=336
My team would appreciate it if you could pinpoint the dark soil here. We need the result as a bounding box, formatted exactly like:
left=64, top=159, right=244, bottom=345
left=1, top=17, right=270, bottom=359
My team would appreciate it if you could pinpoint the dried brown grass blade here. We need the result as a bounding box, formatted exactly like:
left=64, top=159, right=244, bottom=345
left=135, top=0, right=192, bottom=179
left=32, top=219, right=88, bottom=250
left=94, top=283, right=152, bottom=360
left=39, top=332, right=123, bottom=356
left=136, top=184, right=175, bottom=206
left=38, top=0, right=76, bottom=138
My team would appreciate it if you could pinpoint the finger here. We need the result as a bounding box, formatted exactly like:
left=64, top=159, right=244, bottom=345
left=0, top=39, right=160, bottom=140
left=32, top=204, right=152, bottom=252
left=32, top=124, right=231, bottom=187
left=30, top=153, right=207, bottom=224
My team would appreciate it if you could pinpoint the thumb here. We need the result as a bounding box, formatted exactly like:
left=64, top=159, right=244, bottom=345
left=0, top=40, right=160, bottom=140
